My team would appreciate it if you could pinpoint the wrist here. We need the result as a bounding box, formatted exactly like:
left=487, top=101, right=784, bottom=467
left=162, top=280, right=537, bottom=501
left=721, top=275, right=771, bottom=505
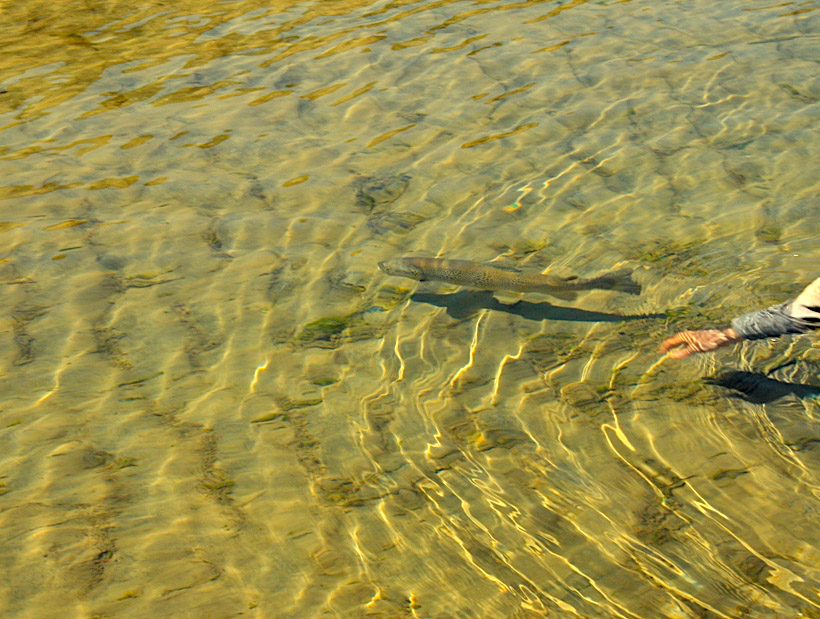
left=722, top=327, right=741, bottom=343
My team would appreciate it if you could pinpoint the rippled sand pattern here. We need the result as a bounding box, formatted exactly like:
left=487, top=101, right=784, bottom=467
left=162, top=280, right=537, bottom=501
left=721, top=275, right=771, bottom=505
left=2, top=0, right=820, bottom=616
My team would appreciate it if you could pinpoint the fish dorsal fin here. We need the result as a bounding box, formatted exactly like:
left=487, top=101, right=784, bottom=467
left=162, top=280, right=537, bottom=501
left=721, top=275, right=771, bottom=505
left=486, top=262, right=521, bottom=273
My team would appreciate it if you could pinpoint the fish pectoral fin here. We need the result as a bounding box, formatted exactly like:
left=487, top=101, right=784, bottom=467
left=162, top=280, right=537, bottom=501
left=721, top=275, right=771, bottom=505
left=547, top=290, right=578, bottom=301
left=494, top=292, right=523, bottom=305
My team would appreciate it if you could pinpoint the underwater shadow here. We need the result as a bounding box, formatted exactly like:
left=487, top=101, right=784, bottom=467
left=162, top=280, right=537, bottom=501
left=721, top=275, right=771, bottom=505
left=705, top=369, right=820, bottom=404
left=410, top=290, right=666, bottom=323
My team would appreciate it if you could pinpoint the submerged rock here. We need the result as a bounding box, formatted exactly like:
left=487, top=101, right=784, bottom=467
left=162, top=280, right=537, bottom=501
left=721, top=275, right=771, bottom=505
left=353, top=174, right=410, bottom=210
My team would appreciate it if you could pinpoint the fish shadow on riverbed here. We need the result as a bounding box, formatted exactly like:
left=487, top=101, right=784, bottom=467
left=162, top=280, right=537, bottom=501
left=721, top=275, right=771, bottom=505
left=705, top=368, right=820, bottom=404
left=410, top=290, right=666, bottom=323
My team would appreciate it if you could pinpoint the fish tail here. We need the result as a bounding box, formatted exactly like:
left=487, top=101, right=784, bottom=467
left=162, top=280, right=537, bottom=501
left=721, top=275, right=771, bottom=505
left=584, top=268, right=641, bottom=295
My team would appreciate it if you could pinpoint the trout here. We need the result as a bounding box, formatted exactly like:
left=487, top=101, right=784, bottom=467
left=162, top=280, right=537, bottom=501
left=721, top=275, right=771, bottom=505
left=378, top=257, right=640, bottom=297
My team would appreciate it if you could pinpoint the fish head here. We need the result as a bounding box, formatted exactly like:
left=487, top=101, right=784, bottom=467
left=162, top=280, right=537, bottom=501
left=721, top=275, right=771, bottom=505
left=378, top=258, right=424, bottom=280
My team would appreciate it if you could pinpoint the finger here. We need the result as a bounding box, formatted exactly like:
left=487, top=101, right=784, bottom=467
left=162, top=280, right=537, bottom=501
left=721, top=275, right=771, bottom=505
left=667, top=346, right=694, bottom=359
left=659, top=332, right=689, bottom=352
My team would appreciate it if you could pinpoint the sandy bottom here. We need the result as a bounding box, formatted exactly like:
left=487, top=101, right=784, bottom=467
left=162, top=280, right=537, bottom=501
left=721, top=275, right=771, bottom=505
left=1, top=0, right=820, bottom=616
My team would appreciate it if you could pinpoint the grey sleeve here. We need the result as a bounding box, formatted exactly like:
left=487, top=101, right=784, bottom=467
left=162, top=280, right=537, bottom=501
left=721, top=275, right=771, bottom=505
left=730, top=277, right=820, bottom=340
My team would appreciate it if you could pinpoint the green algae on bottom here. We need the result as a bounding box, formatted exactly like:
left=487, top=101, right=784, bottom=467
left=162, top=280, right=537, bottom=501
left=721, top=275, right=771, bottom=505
left=293, top=289, right=406, bottom=348
left=755, top=223, right=782, bottom=244
left=624, top=239, right=709, bottom=277
left=296, top=315, right=351, bottom=344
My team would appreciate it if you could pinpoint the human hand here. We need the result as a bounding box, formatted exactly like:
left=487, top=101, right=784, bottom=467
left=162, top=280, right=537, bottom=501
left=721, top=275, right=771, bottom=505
left=659, top=328, right=741, bottom=359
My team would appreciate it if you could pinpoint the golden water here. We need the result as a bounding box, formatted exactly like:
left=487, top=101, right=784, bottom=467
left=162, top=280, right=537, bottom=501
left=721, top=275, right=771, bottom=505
left=1, top=0, right=820, bottom=616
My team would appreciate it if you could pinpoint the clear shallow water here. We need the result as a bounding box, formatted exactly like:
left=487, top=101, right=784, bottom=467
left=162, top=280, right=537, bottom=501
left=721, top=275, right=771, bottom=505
left=1, top=0, right=820, bottom=616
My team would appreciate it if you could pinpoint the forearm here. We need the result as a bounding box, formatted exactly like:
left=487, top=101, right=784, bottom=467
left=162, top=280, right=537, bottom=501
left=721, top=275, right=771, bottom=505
left=661, top=277, right=820, bottom=358
left=730, top=277, right=820, bottom=340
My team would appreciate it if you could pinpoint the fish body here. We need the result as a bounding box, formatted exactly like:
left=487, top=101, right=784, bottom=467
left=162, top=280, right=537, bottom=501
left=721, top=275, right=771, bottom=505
left=378, top=257, right=639, bottom=296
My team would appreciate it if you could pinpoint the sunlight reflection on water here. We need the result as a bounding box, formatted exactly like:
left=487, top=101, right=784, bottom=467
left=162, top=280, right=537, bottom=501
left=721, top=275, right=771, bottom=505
left=1, top=0, right=820, bottom=616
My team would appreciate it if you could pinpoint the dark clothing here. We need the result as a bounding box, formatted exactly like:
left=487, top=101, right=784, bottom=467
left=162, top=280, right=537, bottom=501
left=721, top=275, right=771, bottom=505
left=731, top=278, right=820, bottom=340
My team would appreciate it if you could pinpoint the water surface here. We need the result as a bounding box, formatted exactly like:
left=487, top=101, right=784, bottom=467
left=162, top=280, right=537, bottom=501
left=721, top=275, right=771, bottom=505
left=2, top=0, right=820, bottom=616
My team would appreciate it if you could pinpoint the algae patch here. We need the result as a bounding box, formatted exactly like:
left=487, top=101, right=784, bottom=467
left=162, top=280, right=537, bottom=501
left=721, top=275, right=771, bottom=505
left=755, top=223, right=781, bottom=244
left=293, top=287, right=406, bottom=348
left=296, top=315, right=351, bottom=344
left=625, top=239, right=708, bottom=277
